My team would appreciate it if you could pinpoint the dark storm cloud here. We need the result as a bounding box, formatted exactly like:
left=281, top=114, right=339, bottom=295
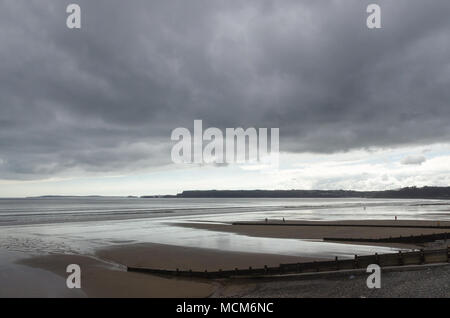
left=1, top=0, right=450, bottom=179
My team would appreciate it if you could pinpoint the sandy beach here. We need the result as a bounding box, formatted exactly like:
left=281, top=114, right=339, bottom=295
left=12, top=219, right=449, bottom=297
left=2, top=198, right=449, bottom=298
left=19, top=252, right=214, bottom=298
left=18, top=243, right=319, bottom=298
left=175, top=219, right=450, bottom=249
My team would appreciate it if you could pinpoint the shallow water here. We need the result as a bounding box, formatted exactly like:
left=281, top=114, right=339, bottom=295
left=0, top=249, right=85, bottom=297
left=1, top=197, right=449, bottom=225
left=0, top=197, right=448, bottom=259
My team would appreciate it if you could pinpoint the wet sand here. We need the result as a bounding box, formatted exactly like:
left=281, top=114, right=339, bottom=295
left=96, top=242, right=321, bottom=271
left=0, top=250, right=85, bottom=298
left=18, top=243, right=320, bottom=297
left=19, top=253, right=215, bottom=298
left=175, top=220, right=450, bottom=245
left=14, top=220, right=449, bottom=297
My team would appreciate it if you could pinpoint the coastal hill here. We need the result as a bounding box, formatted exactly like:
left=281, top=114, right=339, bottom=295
left=142, top=186, right=450, bottom=199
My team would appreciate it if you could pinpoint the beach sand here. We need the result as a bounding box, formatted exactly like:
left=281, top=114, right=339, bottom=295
left=175, top=220, right=450, bottom=245
left=96, top=242, right=321, bottom=271
left=19, top=252, right=214, bottom=298
left=18, top=243, right=319, bottom=297
left=15, top=219, right=450, bottom=297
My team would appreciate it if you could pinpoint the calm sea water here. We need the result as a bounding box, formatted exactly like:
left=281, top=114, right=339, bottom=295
left=0, top=197, right=449, bottom=259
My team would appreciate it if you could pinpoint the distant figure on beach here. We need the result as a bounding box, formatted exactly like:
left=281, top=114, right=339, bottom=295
left=282, top=217, right=285, bottom=223
left=265, top=218, right=268, bottom=223
left=395, top=216, right=397, bottom=221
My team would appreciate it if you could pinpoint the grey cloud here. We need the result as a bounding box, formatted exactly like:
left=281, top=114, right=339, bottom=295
left=1, top=0, right=450, bottom=179
left=401, top=155, right=426, bottom=165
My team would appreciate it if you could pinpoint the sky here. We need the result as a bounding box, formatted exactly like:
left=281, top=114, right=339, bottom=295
left=1, top=0, right=450, bottom=197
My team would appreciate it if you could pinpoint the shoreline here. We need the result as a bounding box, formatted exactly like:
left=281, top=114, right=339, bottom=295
left=16, top=243, right=319, bottom=298
left=10, top=219, right=450, bottom=297
left=173, top=219, right=450, bottom=250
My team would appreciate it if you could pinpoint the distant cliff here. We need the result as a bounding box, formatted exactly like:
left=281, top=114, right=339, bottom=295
left=174, top=186, right=450, bottom=199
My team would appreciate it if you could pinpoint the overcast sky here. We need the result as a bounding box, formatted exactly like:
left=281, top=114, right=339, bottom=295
left=1, top=0, right=450, bottom=196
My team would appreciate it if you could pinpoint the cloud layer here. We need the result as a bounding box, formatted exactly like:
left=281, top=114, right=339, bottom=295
left=401, top=155, right=426, bottom=165
left=1, top=0, right=450, bottom=181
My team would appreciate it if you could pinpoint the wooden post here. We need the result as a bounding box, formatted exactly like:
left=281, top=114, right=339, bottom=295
left=375, top=253, right=379, bottom=265
left=314, top=261, right=319, bottom=272
left=398, top=251, right=404, bottom=266
left=447, top=247, right=449, bottom=263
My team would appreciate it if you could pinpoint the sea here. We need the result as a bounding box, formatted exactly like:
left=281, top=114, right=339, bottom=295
left=0, top=197, right=449, bottom=259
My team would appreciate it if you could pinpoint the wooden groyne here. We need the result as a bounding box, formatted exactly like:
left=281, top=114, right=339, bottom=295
left=324, top=232, right=450, bottom=244
left=127, top=248, right=450, bottom=279
left=231, top=221, right=450, bottom=229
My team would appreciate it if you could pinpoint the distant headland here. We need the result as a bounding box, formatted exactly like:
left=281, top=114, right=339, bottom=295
left=141, top=186, right=450, bottom=200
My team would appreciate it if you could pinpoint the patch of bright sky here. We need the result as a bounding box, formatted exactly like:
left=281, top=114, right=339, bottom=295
left=1, top=143, right=450, bottom=197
